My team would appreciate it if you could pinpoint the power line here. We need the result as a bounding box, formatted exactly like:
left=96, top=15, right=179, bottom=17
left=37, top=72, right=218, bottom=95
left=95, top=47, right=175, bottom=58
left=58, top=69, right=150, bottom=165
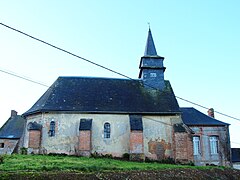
left=232, top=141, right=240, bottom=146
left=0, top=22, right=240, bottom=122
left=0, top=68, right=49, bottom=88
left=176, top=96, right=240, bottom=121
left=0, top=23, right=133, bottom=81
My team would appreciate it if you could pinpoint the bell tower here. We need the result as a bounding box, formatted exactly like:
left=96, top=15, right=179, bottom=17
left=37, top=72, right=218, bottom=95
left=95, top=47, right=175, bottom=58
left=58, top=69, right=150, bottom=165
left=139, top=28, right=166, bottom=90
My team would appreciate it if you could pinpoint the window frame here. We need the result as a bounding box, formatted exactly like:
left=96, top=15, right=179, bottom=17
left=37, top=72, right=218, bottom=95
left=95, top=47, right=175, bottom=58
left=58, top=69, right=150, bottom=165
left=49, top=120, right=56, bottom=137
left=104, top=122, right=111, bottom=139
left=0, top=143, right=4, bottom=148
left=193, top=136, right=201, bottom=155
left=209, top=136, right=219, bottom=154
left=150, top=72, right=157, bottom=77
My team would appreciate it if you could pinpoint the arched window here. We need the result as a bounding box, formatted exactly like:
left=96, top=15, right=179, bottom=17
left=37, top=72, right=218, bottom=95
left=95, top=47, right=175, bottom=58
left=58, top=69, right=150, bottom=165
left=49, top=121, right=55, bottom=137
left=104, top=122, right=111, bottom=139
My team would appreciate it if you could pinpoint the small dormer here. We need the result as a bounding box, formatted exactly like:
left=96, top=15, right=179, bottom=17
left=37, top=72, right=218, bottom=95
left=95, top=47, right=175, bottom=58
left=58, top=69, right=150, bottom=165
left=139, top=28, right=166, bottom=90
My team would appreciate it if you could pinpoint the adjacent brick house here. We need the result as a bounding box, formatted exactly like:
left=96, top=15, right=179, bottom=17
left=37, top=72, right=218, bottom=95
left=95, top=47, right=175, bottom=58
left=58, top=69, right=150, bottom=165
left=0, top=110, right=25, bottom=154
left=0, top=29, right=231, bottom=166
left=181, top=108, right=231, bottom=166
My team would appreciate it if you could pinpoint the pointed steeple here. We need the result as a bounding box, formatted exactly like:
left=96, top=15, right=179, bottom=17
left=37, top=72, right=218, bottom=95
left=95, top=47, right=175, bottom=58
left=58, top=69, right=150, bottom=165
left=144, top=28, right=157, bottom=56
left=139, top=28, right=166, bottom=90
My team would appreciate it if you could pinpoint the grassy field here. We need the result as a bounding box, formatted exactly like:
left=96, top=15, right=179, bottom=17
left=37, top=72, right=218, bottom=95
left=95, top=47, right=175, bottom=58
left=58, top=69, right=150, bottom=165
left=0, top=154, right=217, bottom=172
left=1, top=155, right=239, bottom=179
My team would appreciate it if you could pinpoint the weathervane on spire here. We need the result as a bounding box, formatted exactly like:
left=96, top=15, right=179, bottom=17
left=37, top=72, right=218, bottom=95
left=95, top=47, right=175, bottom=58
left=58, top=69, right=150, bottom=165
left=148, top=22, right=151, bottom=29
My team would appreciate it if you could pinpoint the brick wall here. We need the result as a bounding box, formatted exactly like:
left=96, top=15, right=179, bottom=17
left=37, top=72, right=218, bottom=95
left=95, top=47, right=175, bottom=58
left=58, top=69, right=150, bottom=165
left=130, top=131, right=143, bottom=153
left=28, top=130, right=41, bottom=149
left=0, top=139, right=19, bottom=154
left=148, top=139, right=172, bottom=160
left=189, top=126, right=231, bottom=166
left=174, top=132, right=193, bottom=163
left=78, top=130, right=91, bottom=156
left=130, top=131, right=145, bottom=161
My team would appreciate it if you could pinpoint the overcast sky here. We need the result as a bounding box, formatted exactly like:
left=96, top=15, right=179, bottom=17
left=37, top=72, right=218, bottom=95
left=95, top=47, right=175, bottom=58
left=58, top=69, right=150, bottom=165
left=0, top=1, right=239, bottom=148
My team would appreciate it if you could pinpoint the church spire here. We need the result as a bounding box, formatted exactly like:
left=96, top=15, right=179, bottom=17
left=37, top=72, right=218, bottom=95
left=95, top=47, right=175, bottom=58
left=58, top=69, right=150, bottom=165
left=144, top=28, right=157, bottom=56
left=139, top=28, right=166, bottom=90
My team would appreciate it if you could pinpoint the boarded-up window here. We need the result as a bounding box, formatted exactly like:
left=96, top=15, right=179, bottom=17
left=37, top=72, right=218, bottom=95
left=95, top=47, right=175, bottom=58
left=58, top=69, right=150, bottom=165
left=28, top=130, right=41, bottom=148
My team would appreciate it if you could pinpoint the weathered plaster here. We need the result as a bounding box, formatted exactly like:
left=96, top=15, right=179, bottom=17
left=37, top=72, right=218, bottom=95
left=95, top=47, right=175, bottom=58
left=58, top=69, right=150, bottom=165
left=142, top=115, right=182, bottom=160
left=24, top=113, right=131, bottom=156
left=91, top=114, right=130, bottom=156
left=23, top=113, right=188, bottom=160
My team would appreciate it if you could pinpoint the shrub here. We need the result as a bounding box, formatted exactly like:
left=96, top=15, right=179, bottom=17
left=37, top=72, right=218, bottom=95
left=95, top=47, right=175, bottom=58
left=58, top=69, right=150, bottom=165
left=122, top=153, right=130, bottom=160
left=20, top=147, right=28, bottom=155
left=90, top=152, right=114, bottom=159
left=48, top=153, right=67, bottom=156
left=160, top=157, right=175, bottom=164
left=91, top=151, right=101, bottom=158
left=0, top=155, right=4, bottom=164
left=145, top=157, right=176, bottom=164
left=102, top=153, right=113, bottom=159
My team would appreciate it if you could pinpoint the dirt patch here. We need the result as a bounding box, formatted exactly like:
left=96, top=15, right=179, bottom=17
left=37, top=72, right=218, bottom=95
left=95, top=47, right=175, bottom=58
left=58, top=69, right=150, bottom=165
left=1, top=168, right=240, bottom=180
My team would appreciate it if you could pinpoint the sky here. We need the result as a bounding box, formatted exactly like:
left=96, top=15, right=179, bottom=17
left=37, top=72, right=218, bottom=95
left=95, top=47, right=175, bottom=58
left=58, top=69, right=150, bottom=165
left=0, top=1, right=239, bottom=148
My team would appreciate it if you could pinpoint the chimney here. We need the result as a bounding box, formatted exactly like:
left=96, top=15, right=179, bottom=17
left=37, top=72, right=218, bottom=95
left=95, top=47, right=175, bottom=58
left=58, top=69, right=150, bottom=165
left=207, top=108, right=214, bottom=118
left=11, top=110, right=18, bottom=117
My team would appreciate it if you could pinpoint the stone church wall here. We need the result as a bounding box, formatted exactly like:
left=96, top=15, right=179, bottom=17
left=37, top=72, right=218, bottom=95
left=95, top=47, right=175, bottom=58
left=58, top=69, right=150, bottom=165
left=23, top=113, right=185, bottom=160
left=91, top=114, right=130, bottom=157
left=24, top=113, right=131, bottom=156
left=142, top=115, right=182, bottom=160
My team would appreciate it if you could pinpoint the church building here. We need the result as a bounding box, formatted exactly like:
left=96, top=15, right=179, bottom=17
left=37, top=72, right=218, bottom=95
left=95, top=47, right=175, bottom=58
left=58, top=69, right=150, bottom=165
left=0, top=29, right=230, bottom=165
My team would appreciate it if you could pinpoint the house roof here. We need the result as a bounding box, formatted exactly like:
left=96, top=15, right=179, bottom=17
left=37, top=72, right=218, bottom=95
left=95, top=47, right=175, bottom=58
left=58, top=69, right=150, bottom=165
left=232, top=148, right=240, bottom=162
left=0, top=115, right=25, bottom=139
left=180, top=107, right=229, bottom=126
left=24, top=77, right=180, bottom=116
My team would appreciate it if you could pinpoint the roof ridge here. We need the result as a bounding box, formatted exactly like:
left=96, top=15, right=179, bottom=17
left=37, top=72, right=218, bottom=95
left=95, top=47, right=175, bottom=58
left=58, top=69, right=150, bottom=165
left=58, top=76, right=140, bottom=81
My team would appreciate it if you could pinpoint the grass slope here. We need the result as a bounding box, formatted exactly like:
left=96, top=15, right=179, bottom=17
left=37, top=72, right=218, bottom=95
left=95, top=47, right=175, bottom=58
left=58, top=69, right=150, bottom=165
left=0, top=154, right=218, bottom=172
left=1, top=155, right=239, bottom=179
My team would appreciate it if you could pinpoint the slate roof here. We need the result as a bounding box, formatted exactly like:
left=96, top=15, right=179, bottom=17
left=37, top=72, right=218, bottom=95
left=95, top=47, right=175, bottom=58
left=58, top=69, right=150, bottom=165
left=27, top=122, right=42, bottom=130
left=24, top=77, right=180, bottom=116
left=180, top=107, right=229, bottom=126
left=232, top=148, right=240, bottom=162
left=129, top=115, right=143, bottom=131
left=79, top=119, right=92, bottom=130
left=144, top=28, right=158, bottom=56
left=0, top=115, right=25, bottom=139
left=173, top=123, right=187, bottom=133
